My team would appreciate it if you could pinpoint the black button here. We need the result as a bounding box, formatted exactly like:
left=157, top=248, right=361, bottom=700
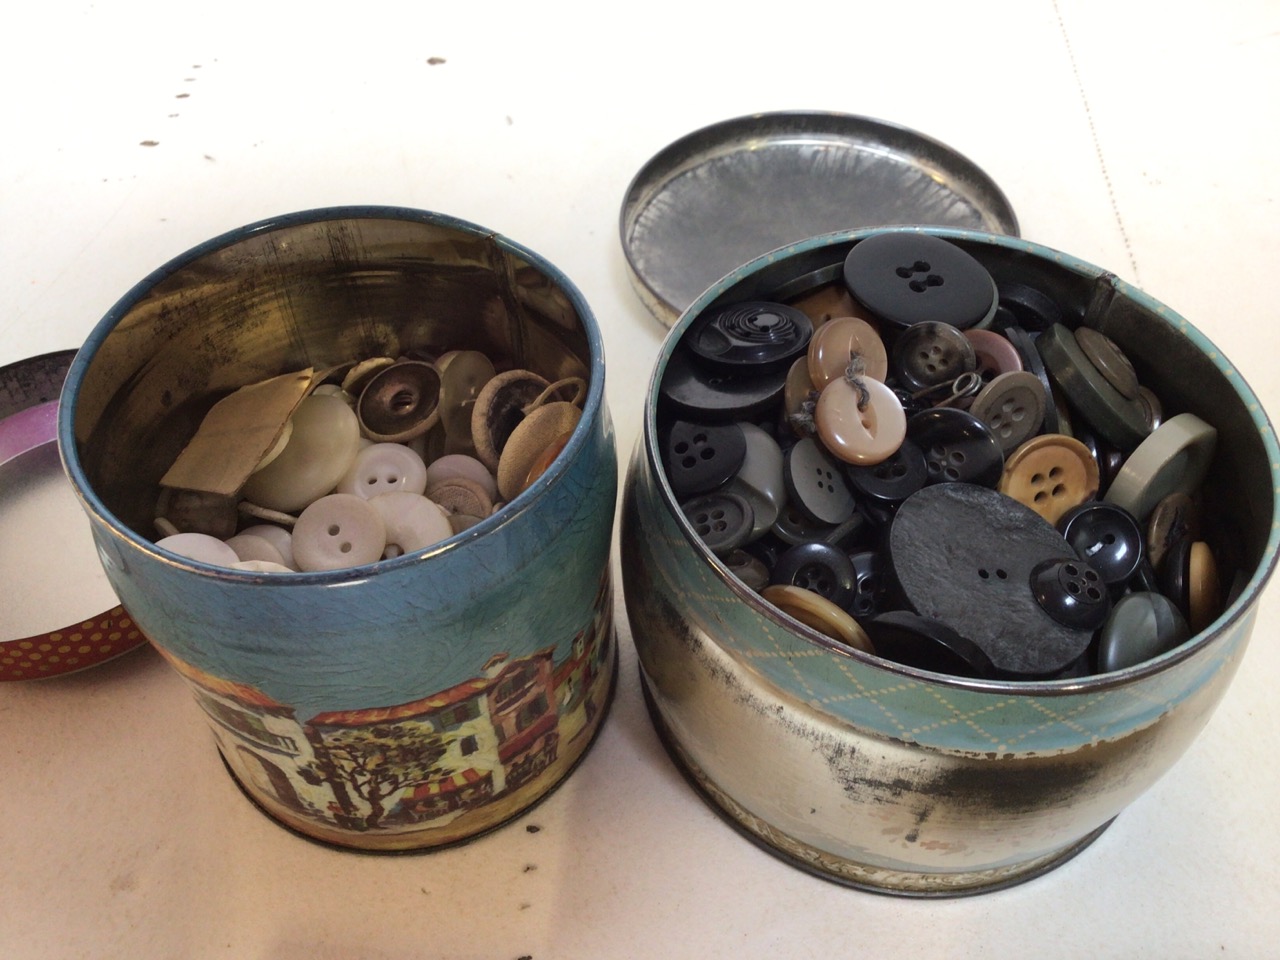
left=1057, top=501, right=1145, bottom=586
left=686, top=301, right=813, bottom=375
left=680, top=491, right=755, bottom=557
left=846, top=549, right=888, bottom=618
left=663, top=420, right=746, bottom=498
left=771, top=542, right=858, bottom=610
left=659, top=343, right=788, bottom=423
left=1029, top=557, right=1111, bottom=630
left=865, top=610, right=994, bottom=678
left=842, top=233, right=996, bottom=330
left=890, top=321, right=979, bottom=393
left=907, top=407, right=1005, bottom=488
left=845, top=437, right=928, bottom=505
left=888, top=483, right=1095, bottom=677
left=994, top=281, right=1067, bottom=333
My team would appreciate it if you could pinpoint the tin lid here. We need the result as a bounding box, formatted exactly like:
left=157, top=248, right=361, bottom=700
left=0, top=350, right=144, bottom=681
left=620, top=111, right=1019, bottom=327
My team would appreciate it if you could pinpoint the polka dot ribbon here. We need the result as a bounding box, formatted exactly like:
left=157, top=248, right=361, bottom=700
left=0, top=606, right=146, bottom=681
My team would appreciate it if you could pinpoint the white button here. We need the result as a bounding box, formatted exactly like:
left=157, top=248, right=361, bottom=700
left=336, top=442, right=428, bottom=498
left=231, top=560, right=294, bottom=574
left=370, top=492, right=454, bottom=556
left=236, top=524, right=297, bottom=570
left=240, top=393, right=363, bottom=512
left=292, top=494, right=387, bottom=571
left=423, top=453, right=498, bottom=500
left=155, top=532, right=241, bottom=568
left=224, top=533, right=288, bottom=567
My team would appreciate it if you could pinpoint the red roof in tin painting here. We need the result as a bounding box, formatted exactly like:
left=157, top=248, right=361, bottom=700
left=307, top=675, right=493, bottom=727
left=155, top=647, right=288, bottom=710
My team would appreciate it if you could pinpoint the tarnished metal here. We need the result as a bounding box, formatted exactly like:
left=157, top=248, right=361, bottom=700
left=621, top=112, right=1019, bottom=327
left=622, top=227, right=1280, bottom=895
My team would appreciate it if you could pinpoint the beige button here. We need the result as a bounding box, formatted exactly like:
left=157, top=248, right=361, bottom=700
left=789, top=283, right=871, bottom=328
left=999, top=434, right=1100, bottom=525
left=814, top=376, right=906, bottom=466
left=240, top=393, right=362, bottom=513
left=426, top=475, right=495, bottom=518
left=1188, top=540, right=1222, bottom=634
left=497, top=401, right=581, bottom=500
left=807, top=316, right=888, bottom=389
left=761, top=584, right=874, bottom=654
left=424, top=453, right=498, bottom=501
left=224, top=533, right=288, bottom=568
left=437, top=350, right=497, bottom=453
left=237, top=524, right=297, bottom=569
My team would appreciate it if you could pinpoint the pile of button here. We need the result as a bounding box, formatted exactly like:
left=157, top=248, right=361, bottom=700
left=151, top=351, right=585, bottom=573
left=660, top=232, right=1227, bottom=679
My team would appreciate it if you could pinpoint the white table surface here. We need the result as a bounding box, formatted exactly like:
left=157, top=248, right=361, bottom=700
left=3, top=2, right=1279, bottom=957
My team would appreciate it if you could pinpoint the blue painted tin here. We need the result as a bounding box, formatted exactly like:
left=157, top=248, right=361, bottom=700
left=623, top=227, right=1280, bottom=894
left=60, top=208, right=617, bottom=850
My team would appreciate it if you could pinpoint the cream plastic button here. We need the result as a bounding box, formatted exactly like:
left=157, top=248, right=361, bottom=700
left=292, top=494, right=387, bottom=571
left=237, top=524, right=297, bottom=570
left=155, top=532, right=242, bottom=567
left=224, top=533, right=288, bottom=567
left=1104, top=413, right=1218, bottom=523
left=807, top=316, right=888, bottom=389
left=240, top=393, right=362, bottom=513
left=814, top=375, right=906, bottom=466
left=231, top=560, right=294, bottom=574
left=336, top=442, right=428, bottom=499
left=424, top=453, right=498, bottom=501
left=370, top=492, right=453, bottom=556
left=999, top=434, right=1100, bottom=525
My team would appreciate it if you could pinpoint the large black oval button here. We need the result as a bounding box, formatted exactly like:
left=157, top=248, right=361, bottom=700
left=888, top=483, right=1095, bottom=677
left=842, top=233, right=996, bottom=330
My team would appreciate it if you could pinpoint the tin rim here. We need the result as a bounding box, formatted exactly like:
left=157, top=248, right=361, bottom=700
left=642, top=225, right=1280, bottom=697
left=58, top=205, right=608, bottom=584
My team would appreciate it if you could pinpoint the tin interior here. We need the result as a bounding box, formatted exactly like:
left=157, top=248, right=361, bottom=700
left=66, top=208, right=595, bottom=542
left=647, top=228, right=1280, bottom=689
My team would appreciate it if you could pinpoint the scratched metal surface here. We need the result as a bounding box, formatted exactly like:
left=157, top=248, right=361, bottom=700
left=620, top=112, right=1019, bottom=327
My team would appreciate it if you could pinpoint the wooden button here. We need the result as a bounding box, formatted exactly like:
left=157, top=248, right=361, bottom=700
left=999, top=434, right=1099, bottom=525
left=496, top=401, right=581, bottom=501
left=1188, top=540, right=1222, bottom=634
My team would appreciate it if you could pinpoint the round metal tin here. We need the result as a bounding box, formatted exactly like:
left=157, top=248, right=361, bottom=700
left=620, top=111, right=1019, bottom=327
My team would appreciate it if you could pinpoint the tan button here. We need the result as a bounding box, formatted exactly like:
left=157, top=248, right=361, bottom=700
left=470, top=369, right=551, bottom=471
left=1188, top=540, right=1221, bottom=634
left=426, top=475, right=495, bottom=518
left=813, top=376, right=906, bottom=466
left=761, top=584, right=874, bottom=654
left=807, top=316, right=888, bottom=389
left=789, top=283, right=872, bottom=328
left=496, top=401, right=582, bottom=501
left=523, top=430, right=574, bottom=491
left=969, top=371, right=1046, bottom=454
left=999, top=434, right=1100, bottom=525
left=783, top=356, right=819, bottom=435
